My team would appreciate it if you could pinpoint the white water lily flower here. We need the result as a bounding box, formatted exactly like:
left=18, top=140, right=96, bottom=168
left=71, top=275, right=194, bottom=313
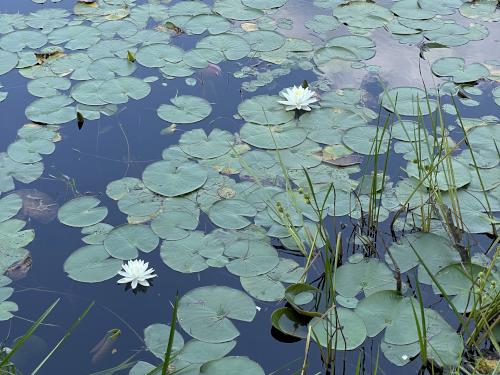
left=278, top=85, right=318, bottom=111
left=117, top=259, right=157, bottom=289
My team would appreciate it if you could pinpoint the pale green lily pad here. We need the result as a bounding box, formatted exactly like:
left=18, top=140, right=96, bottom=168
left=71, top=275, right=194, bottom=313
left=49, top=25, right=100, bottom=50
left=27, top=77, right=71, bottom=98
left=335, top=258, right=397, bottom=298
left=405, top=159, right=471, bottom=190
left=381, top=87, right=437, bottom=116
left=241, top=258, right=303, bottom=301
left=144, top=323, right=185, bottom=359
left=0, top=153, right=43, bottom=194
left=208, top=200, right=257, bottom=230
left=177, top=286, right=256, bottom=343
left=0, top=301, right=18, bottom=321
left=143, top=160, right=208, bottom=197
left=0, top=50, right=19, bottom=76
left=197, top=34, right=251, bottom=61
left=431, top=57, right=489, bottom=83
left=98, top=77, right=151, bottom=104
left=64, top=245, right=122, bottom=283
left=343, top=126, right=390, bottom=155
left=314, top=35, right=375, bottom=64
left=0, top=194, right=22, bottom=223
left=158, top=96, right=212, bottom=124
left=333, top=2, right=393, bottom=29
left=58, top=196, right=108, bottom=228
left=213, top=0, right=263, bottom=21
left=0, top=30, right=47, bottom=52
left=25, top=95, right=76, bottom=124
left=0, top=219, right=34, bottom=250
left=386, top=232, right=461, bottom=284
left=179, top=129, right=233, bottom=159
left=244, top=30, right=285, bottom=52
left=238, top=95, right=294, bottom=125
left=161, top=231, right=209, bottom=273
left=240, top=121, right=307, bottom=149
left=309, top=308, right=367, bottom=350
left=81, top=223, right=114, bottom=245
left=241, top=0, right=287, bottom=9
left=151, top=198, right=199, bottom=240
left=225, top=240, right=279, bottom=277
left=104, top=224, right=159, bottom=260
left=88, top=57, right=136, bottom=80
left=135, top=43, right=184, bottom=68
left=200, top=357, right=264, bottom=375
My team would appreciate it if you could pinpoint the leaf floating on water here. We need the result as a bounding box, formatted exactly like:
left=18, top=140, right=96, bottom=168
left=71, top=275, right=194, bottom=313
left=127, top=50, right=135, bottom=63
left=164, top=22, right=183, bottom=35
left=76, top=111, right=84, bottom=130
left=90, top=328, right=120, bottom=364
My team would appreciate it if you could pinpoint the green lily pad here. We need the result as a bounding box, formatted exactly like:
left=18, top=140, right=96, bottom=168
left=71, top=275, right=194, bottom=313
left=58, top=196, right=108, bottom=228
left=161, top=231, right=210, bottom=274
left=177, top=286, right=256, bottom=343
left=381, top=87, right=437, bottom=116
left=224, top=240, right=279, bottom=277
left=238, top=95, right=294, bottom=125
left=98, top=77, right=151, bottom=104
left=431, top=57, right=489, bottom=83
left=179, top=129, right=233, bottom=159
left=240, top=121, right=307, bottom=149
left=158, top=96, right=212, bottom=124
left=208, top=200, right=257, bottom=230
left=144, top=323, right=185, bottom=359
left=342, top=126, right=390, bottom=155
left=309, top=308, right=367, bottom=350
left=196, top=34, right=251, bottom=61
left=25, top=95, right=76, bottom=124
left=63, top=245, right=122, bottom=283
left=200, top=356, right=264, bottom=375
left=142, top=160, right=208, bottom=197
left=104, top=224, right=159, bottom=260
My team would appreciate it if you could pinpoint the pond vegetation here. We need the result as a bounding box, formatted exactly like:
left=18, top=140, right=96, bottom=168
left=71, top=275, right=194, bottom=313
left=0, top=0, right=498, bottom=374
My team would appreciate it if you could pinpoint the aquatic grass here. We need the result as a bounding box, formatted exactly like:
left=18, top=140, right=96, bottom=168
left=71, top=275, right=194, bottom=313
left=0, top=299, right=60, bottom=370
left=32, top=301, right=95, bottom=374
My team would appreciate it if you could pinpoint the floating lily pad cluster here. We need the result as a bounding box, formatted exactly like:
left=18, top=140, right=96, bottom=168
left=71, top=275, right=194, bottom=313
left=0, top=0, right=498, bottom=373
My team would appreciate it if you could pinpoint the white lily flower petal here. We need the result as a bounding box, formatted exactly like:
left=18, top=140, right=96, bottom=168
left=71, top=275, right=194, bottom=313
left=278, top=85, right=318, bottom=111
left=116, top=259, right=157, bottom=289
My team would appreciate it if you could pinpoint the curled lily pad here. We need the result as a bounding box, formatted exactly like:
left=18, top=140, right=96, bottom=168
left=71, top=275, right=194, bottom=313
left=177, top=286, right=256, bottom=343
left=58, top=196, right=108, bottom=228
left=63, top=245, right=122, bottom=283
left=157, top=96, right=212, bottom=124
left=271, top=307, right=310, bottom=339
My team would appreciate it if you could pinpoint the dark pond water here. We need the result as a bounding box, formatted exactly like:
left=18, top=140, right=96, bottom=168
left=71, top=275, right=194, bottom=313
left=0, top=0, right=498, bottom=374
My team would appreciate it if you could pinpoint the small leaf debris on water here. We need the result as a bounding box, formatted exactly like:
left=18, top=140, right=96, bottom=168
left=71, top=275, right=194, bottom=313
left=77, top=111, right=85, bottom=130
left=127, top=50, right=136, bottom=63
left=164, top=22, right=183, bottom=35
left=160, top=124, right=177, bottom=135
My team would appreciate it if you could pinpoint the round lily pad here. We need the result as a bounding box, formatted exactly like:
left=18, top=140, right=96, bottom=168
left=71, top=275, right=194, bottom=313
left=381, top=87, right=437, bottom=116
left=200, top=356, right=265, bottom=375
left=104, top=224, right=159, bottom=260
left=309, top=308, right=367, bottom=350
left=343, top=126, right=390, bottom=155
left=63, top=245, right=122, bottom=283
left=238, top=95, right=294, bottom=125
left=58, top=196, right=108, bottom=227
left=208, top=200, right=257, bottom=230
left=177, top=286, right=256, bottom=343
left=157, top=96, right=212, bottom=124
left=143, top=160, right=208, bottom=197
